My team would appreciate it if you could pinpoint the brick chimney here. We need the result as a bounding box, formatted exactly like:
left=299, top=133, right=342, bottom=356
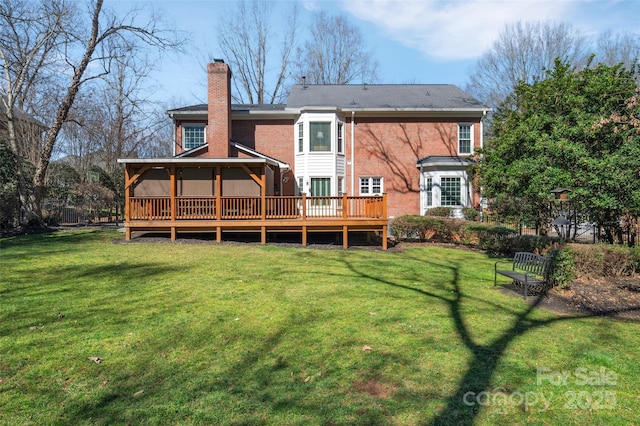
left=207, top=60, right=232, bottom=157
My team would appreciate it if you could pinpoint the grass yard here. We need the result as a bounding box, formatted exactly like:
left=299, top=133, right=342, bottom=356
left=1, top=229, right=638, bottom=425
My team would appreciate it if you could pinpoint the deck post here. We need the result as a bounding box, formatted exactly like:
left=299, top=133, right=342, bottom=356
left=342, top=194, right=348, bottom=218
left=382, top=193, right=388, bottom=218
left=301, top=193, right=307, bottom=219
left=171, top=227, right=177, bottom=241
left=382, top=225, right=388, bottom=250
left=302, top=225, right=307, bottom=247
left=261, top=226, right=266, bottom=244
left=216, top=226, right=222, bottom=242
left=343, top=225, right=348, bottom=249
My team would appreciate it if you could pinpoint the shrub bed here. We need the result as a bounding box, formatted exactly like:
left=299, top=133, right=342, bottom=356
left=390, top=215, right=554, bottom=256
left=569, top=244, right=639, bottom=278
left=390, top=216, right=639, bottom=286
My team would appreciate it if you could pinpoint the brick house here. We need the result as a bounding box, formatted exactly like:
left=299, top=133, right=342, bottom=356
left=168, top=60, right=489, bottom=217
left=117, top=60, right=489, bottom=247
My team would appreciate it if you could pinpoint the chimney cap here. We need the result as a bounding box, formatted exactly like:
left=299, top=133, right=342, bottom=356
left=213, top=58, right=225, bottom=63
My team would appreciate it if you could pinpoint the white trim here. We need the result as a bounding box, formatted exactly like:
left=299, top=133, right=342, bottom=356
left=230, top=141, right=291, bottom=172
left=182, top=123, right=207, bottom=151
left=359, top=176, right=383, bottom=195
left=117, top=157, right=278, bottom=166
left=418, top=167, right=473, bottom=216
left=457, top=123, right=473, bottom=155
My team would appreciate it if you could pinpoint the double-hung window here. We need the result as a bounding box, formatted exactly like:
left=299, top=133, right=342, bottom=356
left=310, top=122, right=331, bottom=152
left=425, top=177, right=433, bottom=207
left=337, top=122, right=344, bottom=154
left=359, top=177, right=383, bottom=195
left=458, top=124, right=472, bottom=155
left=183, top=124, right=206, bottom=150
left=297, top=122, right=304, bottom=152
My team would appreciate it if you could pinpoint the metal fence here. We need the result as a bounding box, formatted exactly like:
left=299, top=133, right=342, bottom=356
left=480, top=215, right=620, bottom=245
left=45, top=201, right=121, bottom=226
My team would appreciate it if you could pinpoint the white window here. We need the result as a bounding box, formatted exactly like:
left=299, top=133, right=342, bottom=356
left=183, top=124, right=206, bottom=150
left=298, top=177, right=304, bottom=195
left=337, top=177, right=344, bottom=195
left=359, top=177, right=383, bottom=195
left=425, top=177, right=433, bottom=206
left=297, top=122, right=304, bottom=153
left=337, top=122, right=344, bottom=154
left=441, top=177, right=461, bottom=207
left=458, top=124, right=472, bottom=154
left=310, top=122, right=331, bottom=152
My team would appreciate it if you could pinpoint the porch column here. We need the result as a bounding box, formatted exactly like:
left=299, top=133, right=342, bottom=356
left=124, top=165, right=131, bottom=240
left=215, top=166, right=221, bottom=219
left=261, top=165, right=266, bottom=220
left=170, top=165, right=176, bottom=241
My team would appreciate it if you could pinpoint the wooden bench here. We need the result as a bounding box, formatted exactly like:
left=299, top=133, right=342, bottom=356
left=494, top=252, right=552, bottom=299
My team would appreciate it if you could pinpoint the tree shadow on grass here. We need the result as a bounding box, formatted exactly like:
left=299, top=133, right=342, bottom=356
left=340, top=251, right=635, bottom=425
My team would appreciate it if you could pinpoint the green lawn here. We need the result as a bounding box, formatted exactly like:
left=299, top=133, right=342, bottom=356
left=1, top=229, right=638, bottom=425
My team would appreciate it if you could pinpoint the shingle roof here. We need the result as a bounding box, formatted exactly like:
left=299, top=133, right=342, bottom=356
left=167, top=103, right=286, bottom=114
left=168, top=85, right=489, bottom=115
left=167, top=104, right=207, bottom=113
left=287, top=84, right=488, bottom=110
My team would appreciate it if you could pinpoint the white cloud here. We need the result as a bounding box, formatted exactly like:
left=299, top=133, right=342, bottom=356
left=341, top=0, right=577, bottom=60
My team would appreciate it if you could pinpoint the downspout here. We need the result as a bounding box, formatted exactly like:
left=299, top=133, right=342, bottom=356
left=350, top=110, right=355, bottom=195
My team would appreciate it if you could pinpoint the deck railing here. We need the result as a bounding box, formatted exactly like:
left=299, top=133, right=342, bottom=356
left=128, top=194, right=385, bottom=221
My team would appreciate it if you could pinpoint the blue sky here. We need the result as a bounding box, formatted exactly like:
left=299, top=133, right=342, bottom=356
left=115, top=0, right=639, bottom=107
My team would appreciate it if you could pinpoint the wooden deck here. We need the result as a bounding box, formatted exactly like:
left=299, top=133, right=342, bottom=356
left=124, top=194, right=389, bottom=249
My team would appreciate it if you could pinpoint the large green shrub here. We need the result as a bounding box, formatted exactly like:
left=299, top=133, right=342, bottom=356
left=461, top=207, right=479, bottom=221
left=425, top=207, right=453, bottom=217
left=546, top=246, right=576, bottom=289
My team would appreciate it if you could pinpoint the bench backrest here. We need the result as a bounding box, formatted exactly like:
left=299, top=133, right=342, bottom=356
left=513, top=252, right=550, bottom=277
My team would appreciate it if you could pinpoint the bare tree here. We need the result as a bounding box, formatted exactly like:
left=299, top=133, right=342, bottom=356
left=0, top=0, right=69, bottom=224
left=0, top=0, right=182, bottom=224
left=595, top=31, right=640, bottom=72
left=214, top=0, right=299, bottom=104
left=465, top=21, right=589, bottom=108
left=295, top=11, right=377, bottom=85
left=56, top=51, right=173, bottom=220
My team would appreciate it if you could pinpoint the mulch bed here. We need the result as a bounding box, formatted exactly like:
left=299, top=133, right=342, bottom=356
left=501, top=276, right=640, bottom=322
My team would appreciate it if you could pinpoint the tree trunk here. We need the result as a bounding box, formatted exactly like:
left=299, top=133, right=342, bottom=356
left=31, top=0, right=104, bottom=220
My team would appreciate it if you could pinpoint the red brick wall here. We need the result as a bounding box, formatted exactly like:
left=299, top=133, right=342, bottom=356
left=346, top=116, right=483, bottom=217
left=232, top=119, right=296, bottom=195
